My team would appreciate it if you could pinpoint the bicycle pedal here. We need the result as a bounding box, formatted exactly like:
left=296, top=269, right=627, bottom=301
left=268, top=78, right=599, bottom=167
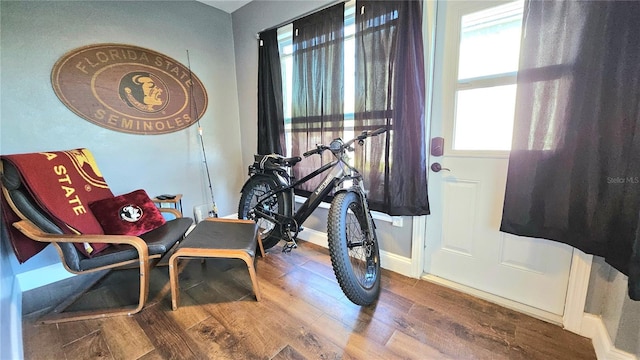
left=282, top=241, right=298, bottom=253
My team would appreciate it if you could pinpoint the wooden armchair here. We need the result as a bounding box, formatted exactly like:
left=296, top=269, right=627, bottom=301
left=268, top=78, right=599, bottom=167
left=1, top=158, right=193, bottom=324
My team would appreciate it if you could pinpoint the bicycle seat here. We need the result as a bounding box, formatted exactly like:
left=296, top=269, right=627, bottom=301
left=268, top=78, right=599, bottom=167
left=282, top=156, right=302, bottom=167
left=253, top=154, right=301, bottom=170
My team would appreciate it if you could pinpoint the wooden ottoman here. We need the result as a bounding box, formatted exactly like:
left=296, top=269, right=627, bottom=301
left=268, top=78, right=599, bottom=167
left=168, top=218, right=265, bottom=310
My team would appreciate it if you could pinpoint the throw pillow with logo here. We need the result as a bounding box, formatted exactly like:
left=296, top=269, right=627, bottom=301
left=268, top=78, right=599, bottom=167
left=88, top=189, right=166, bottom=237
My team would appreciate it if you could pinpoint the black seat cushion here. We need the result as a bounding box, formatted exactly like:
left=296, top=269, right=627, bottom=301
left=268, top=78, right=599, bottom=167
left=77, top=217, right=193, bottom=271
left=180, top=220, right=259, bottom=258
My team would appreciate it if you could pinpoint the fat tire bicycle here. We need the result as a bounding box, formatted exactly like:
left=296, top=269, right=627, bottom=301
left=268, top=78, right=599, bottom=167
left=238, top=128, right=386, bottom=305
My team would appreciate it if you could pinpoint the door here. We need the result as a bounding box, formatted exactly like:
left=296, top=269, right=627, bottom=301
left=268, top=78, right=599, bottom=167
left=424, top=0, right=574, bottom=317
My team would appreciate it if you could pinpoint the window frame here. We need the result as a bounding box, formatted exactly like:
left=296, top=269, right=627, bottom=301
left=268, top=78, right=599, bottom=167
left=276, top=0, right=396, bottom=223
left=444, top=0, right=525, bottom=158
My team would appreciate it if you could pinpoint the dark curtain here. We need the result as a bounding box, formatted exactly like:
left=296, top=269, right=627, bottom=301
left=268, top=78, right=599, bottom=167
left=354, top=0, right=429, bottom=216
left=257, top=28, right=285, bottom=155
left=501, top=1, right=640, bottom=299
left=291, top=3, right=345, bottom=195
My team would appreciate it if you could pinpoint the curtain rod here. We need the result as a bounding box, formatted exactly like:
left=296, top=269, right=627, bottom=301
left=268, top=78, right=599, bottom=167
left=257, top=0, right=348, bottom=37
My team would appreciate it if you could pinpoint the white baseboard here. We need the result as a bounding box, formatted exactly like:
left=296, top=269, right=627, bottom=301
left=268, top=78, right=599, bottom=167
left=226, top=212, right=414, bottom=277
left=296, top=227, right=414, bottom=278
left=295, top=225, right=329, bottom=247
left=581, top=313, right=638, bottom=360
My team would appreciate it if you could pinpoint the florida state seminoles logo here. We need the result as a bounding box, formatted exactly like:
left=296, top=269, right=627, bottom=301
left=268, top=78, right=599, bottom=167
left=64, top=148, right=110, bottom=189
left=119, top=72, right=168, bottom=113
left=120, top=205, right=143, bottom=222
left=51, top=43, right=208, bottom=135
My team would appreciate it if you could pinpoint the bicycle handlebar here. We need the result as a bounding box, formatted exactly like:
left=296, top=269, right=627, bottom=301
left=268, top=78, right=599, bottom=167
left=343, top=127, right=387, bottom=148
left=303, top=128, right=387, bottom=157
left=303, top=145, right=329, bottom=158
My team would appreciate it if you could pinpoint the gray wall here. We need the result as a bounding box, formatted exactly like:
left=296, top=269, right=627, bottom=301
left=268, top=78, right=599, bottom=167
left=585, top=257, right=640, bottom=357
left=232, top=0, right=415, bottom=257
left=1, top=0, right=244, bottom=285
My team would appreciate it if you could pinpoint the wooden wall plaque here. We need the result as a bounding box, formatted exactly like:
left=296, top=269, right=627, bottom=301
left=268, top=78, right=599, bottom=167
left=51, top=44, right=208, bottom=135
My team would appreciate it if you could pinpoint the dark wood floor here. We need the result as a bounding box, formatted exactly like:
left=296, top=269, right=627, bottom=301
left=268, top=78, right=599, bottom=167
left=23, top=240, right=596, bottom=360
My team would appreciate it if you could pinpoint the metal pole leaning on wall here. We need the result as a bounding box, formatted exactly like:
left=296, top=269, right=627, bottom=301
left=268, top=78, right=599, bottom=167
left=187, top=50, right=218, bottom=219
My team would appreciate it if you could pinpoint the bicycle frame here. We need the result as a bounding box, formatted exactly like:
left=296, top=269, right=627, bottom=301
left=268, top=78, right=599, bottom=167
left=252, top=156, right=363, bottom=236
left=246, top=128, right=387, bottom=252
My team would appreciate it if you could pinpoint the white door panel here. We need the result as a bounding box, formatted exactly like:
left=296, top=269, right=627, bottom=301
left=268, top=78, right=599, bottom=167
left=424, top=0, right=573, bottom=316
left=429, top=158, right=573, bottom=315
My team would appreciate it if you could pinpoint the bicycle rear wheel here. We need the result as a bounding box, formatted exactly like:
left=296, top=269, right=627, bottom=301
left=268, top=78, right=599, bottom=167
left=238, top=176, right=290, bottom=249
left=327, top=191, right=381, bottom=305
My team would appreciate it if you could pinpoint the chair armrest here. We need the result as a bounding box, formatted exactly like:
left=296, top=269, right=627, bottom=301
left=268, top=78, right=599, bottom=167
left=159, top=208, right=182, bottom=219
left=12, top=219, right=149, bottom=260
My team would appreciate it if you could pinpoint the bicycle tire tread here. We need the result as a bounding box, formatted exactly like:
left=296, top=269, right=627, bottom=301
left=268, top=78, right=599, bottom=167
left=327, top=191, right=380, bottom=306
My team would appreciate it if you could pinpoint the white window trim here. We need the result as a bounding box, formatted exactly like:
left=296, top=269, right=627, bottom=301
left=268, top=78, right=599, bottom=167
left=294, top=195, right=402, bottom=226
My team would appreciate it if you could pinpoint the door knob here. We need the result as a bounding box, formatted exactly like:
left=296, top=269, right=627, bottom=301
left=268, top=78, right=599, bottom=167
left=431, top=162, right=450, bottom=172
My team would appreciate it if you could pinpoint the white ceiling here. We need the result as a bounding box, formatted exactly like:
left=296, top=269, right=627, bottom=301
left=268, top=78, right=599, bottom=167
left=197, top=0, right=252, bottom=13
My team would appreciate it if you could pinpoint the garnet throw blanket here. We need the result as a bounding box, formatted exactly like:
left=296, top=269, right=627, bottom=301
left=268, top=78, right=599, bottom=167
left=1, top=149, right=114, bottom=262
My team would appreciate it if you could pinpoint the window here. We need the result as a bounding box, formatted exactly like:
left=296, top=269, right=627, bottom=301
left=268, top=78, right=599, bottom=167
left=278, top=0, right=357, bottom=159
left=264, top=0, right=430, bottom=216
left=453, top=0, right=524, bottom=151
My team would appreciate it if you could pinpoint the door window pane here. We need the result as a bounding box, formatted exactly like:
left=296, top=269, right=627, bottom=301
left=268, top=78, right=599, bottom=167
left=453, top=1, right=523, bottom=151
left=458, top=1, right=524, bottom=80
left=454, top=85, right=516, bottom=151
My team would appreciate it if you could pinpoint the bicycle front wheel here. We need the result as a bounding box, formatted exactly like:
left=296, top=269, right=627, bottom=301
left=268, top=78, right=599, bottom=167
left=238, top=176, right=290, bottom=249
left=327, top=191, right=381, bottom=305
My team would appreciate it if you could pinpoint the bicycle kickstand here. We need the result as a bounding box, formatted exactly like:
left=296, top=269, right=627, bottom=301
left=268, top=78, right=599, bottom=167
left=281, top=223, right=299, bottom=253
